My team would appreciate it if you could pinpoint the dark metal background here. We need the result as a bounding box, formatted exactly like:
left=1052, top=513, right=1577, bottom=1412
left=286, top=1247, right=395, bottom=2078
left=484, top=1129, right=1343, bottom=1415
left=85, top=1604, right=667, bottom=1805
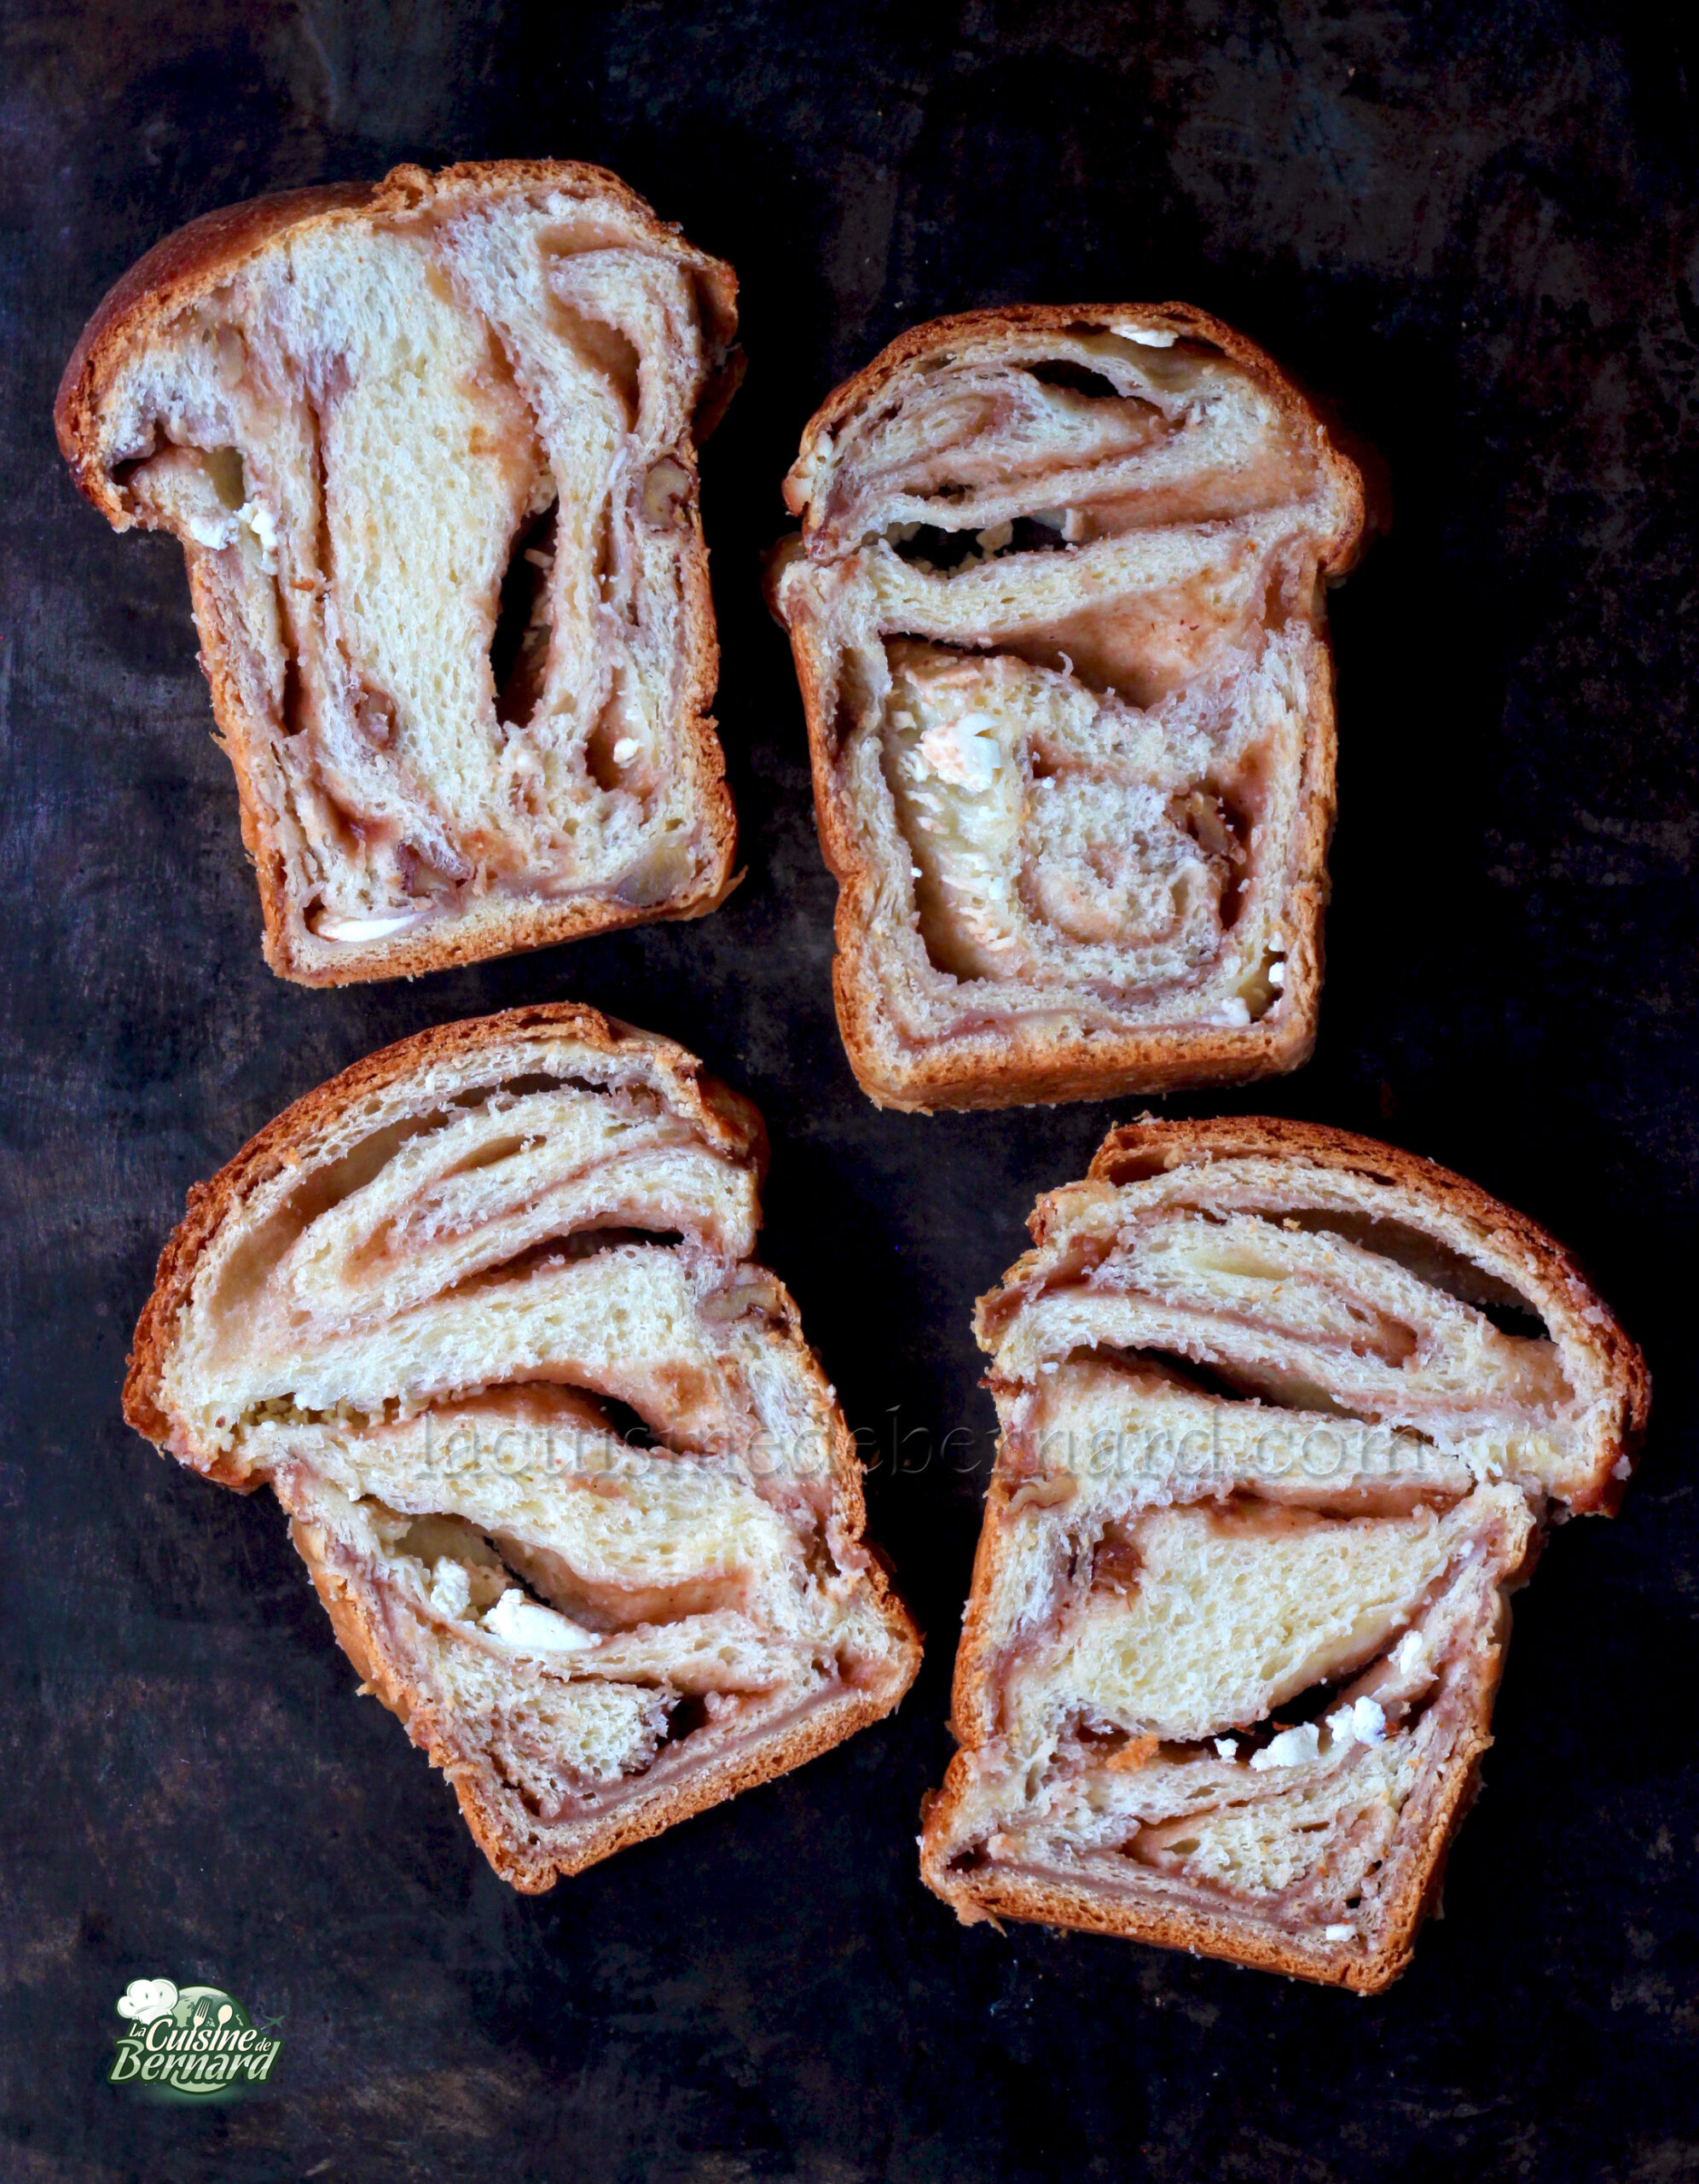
left=3, top=5, right=1696, bottom=2179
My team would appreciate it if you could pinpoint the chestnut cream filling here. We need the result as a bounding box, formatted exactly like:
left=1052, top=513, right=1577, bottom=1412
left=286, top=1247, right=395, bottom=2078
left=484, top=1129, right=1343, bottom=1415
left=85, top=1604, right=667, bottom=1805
left=779, top=328, right=1354, bottom=1048
left=101, top=204, right=729, bottom=956
left=933, top=1168, right=1598, bottom=1957
left=158, top=1052, right=899, bottom=1840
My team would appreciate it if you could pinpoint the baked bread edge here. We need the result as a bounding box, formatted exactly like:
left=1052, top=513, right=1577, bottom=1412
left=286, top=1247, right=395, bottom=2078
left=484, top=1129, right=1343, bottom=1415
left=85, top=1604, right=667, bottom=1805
left=919, top=1113, right=1648, bottom=1984
left=120, top=1000, right=767, bottom=1467
left=775, top=302, right=1364, bottom=1110
left=300, top=1519, right=919, bottom=1890
left=122, top=996, right=923, bottom=1882
left=1074, top=1115, right=1652, bottom=1512
left=55, top=160, right=742, bottom=983
left=782, top=300, right=1367, bottom=572
left=919, top=1520, right=1526, bottom=1995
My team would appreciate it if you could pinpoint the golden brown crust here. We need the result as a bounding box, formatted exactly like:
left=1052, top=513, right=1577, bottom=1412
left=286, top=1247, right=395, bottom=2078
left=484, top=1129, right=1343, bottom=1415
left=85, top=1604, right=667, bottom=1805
left=774, top=304, right=1365, bottom=1112
left=121, top=1002, right=766, bottom=1457
left=55, top=160, right=739, bottom=511
left=125, top=1000, right=919, bottom=1887
left=919, top=1637, right=1501, bottom=1995
left=922, top=1476, right=1533, bottom=1992
left=1078, top=1116, right=1652, bottom=1512
left=919, top=1115, right=1648, bottom=1986
left=55, top=180, right=374, bottom=510
left=293, top=1519, right=918, bottom=1892
left=783, top=301, right=1366, bottom=575
left=57, top=160, right=741, bottom=984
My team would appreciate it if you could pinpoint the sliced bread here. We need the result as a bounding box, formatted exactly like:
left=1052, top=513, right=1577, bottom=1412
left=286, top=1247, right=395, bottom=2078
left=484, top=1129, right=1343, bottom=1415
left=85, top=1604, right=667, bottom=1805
left=125, top=1003, right=920, bottom=1887
left=771, top=307, right=1366, bottom=1110
left=919, top=1118, right=1648, bottom=1989
left=58, top=161, right=741, bottom=983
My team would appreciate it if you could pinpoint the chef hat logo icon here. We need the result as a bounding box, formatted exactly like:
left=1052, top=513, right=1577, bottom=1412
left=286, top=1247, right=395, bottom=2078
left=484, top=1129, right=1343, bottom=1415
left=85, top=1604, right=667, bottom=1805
left=107, top=1978, right=281, bottom=2100
left=115, top=1978, right=178, bottom=2026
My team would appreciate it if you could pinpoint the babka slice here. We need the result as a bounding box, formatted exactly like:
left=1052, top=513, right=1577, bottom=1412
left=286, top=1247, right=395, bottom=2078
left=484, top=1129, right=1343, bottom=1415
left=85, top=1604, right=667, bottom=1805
left=770, top=306, right=1367, bottom=1110
left=57, top=161, right=741, bottom=984
left=919, top=1118, right=1647, bottom=1989
left=125, top=1004, right=919, bottom=1887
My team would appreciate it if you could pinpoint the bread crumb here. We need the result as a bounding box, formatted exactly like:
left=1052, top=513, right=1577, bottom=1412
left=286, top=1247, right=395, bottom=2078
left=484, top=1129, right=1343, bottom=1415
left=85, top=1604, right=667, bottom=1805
left=918, top=712, right=1002, bottom=792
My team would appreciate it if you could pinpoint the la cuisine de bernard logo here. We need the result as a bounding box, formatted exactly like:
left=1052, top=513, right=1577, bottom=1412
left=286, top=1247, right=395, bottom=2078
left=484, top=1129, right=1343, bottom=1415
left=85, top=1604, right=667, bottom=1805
left=106, top=1978, right=282, bottom=2101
